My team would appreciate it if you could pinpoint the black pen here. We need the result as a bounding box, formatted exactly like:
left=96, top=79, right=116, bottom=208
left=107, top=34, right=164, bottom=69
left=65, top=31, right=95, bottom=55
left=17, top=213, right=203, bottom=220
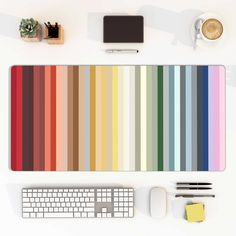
left=176, top=182, right=212, bottom=185
left=175, top=194, right=215, bottom=198
left=176, top=187, right=212, bottom=190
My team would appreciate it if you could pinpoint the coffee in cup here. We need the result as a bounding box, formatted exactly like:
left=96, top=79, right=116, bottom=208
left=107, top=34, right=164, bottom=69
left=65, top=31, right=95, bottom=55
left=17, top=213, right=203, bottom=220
left=201, top=18, right=223, bottom=41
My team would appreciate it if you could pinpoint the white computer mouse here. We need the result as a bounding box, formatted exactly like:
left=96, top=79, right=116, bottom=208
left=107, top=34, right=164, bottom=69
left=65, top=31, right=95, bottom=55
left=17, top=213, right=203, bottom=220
left=150, top=187, right=167, bottom=218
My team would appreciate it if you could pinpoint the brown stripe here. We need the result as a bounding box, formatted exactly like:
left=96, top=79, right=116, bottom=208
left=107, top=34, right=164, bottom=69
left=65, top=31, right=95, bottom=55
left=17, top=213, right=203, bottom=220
left=39, top=66, right=45, bottom=170
left=68, top=66, right=74, bottom=170
left=73, top=66, right=79, bottom=170
left=90, top=66, right=96, bottom=170
left=23, top=66, right=34, bottom=171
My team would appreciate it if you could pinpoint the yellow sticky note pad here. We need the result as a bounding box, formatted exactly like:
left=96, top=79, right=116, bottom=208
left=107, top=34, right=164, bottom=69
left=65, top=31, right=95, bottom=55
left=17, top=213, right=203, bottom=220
left=185, top=203, right=205, bottom=223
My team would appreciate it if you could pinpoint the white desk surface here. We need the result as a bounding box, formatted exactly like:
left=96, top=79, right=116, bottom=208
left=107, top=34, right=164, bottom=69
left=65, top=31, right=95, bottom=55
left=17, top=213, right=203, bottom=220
left=0, top=0, right=236, bottom=235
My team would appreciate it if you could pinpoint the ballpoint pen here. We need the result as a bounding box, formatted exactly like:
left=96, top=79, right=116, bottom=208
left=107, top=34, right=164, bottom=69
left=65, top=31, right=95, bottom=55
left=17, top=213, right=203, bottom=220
left=176, top=187, right=212, bottom=190
left=176, top=182, right=212, bottom=185
left=105, top=49, right=139, bottom=53
left=175, top=194, right=215, bottom=198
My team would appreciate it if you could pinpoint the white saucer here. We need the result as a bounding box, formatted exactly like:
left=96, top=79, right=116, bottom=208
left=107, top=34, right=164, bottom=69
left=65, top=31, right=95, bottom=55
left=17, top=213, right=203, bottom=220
left=190, top=12, right=226, bottom=49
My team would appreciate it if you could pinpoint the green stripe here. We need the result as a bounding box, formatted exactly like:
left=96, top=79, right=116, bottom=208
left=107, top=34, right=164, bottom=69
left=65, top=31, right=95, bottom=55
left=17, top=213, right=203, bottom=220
left=158, top=66, right=163, bottom=170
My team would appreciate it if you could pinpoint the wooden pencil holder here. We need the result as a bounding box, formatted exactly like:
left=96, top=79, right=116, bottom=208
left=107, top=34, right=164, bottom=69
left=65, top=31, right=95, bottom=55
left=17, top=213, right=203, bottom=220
left=45, top=25, right=64, bottom=44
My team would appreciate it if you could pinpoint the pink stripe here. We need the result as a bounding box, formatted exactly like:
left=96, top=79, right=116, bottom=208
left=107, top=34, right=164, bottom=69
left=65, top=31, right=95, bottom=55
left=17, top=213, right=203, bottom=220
left=208, top=66, right=220, bottom=170
left=219, top=66, right=226, bottom=171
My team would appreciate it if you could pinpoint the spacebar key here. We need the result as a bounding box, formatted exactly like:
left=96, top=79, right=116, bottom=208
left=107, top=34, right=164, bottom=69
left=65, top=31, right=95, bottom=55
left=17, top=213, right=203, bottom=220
left=44, top=213, right=74, bottom=218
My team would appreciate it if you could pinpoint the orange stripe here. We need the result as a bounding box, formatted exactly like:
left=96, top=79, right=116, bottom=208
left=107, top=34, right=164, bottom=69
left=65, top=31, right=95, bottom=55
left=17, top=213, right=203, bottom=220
left=44, top=66, right=51, bottom=170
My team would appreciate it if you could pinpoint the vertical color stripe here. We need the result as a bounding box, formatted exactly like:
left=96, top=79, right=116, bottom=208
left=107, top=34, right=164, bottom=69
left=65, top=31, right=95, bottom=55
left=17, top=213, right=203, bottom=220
left=23, top=66, right=33, bottom=171
left=33, top=66, right=41, bottom=171
left=152, top=66, right=158, bottom=171
left=112, top=66, right=118, bottom=170
left=169, top=66, right=175, bottom=171
left=90, top=66, right=96, bottom=170
left=135, top=66, right=141, bottom=171
left=191, top=66, right=198, bottom=171
left=147, top=66, right=153, bottom=171
left=185, top=66, right=192, bottom=171
left=174, top=66, right=180, bottom=171
left=158, top=66, right=164, bottom=171
left=84, top=66, right=90, bottom=170
left=140, top=66, right=147, bottom=171
left=180, top=66, right=186, bottom=171
left=163, top=66, right=169, bottom=171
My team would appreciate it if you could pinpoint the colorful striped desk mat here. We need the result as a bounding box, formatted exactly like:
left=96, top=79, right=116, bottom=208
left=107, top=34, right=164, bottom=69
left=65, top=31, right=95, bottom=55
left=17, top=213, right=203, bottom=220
left=11, top=65, right=225, bottom=171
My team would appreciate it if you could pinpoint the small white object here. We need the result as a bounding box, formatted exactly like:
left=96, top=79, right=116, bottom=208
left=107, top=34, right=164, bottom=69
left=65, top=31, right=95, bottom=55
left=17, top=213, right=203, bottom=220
left=149, top=187, right=167, bottom=219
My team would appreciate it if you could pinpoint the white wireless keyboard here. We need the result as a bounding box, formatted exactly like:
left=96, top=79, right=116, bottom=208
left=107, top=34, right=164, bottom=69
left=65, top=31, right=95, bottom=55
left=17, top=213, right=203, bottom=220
left=22, top=187, right=134, bottom=218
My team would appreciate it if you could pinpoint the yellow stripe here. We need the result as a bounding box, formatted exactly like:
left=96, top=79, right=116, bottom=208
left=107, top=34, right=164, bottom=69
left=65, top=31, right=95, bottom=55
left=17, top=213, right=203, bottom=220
left=112, top=66, right=118, bottom=170
left=101, top=66, right=107, bottom=170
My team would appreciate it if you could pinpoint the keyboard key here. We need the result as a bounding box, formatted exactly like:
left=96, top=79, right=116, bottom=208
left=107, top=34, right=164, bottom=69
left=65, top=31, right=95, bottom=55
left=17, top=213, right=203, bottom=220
left=84, top=208, right=94, bottom=212
left=30, top=213, right=36, bottom=218
left=102, top=208, right=107, bottom=213
left=23, top=198, right=29, bottom=202
left=36, top=213, right=43, bottom=218
left=23, top=203, right=31, bottom=207
left=88, top=212, right=94, bottom=218
left=23, top=208, right=33, bottom=212
left=74, top=212, right=81, bottom=218
left=129, top=208, right=134, bottom=217
left=82, top=213, right=87, bottom=218
left=44, top=213, right=73, bottom=218
left=114, top=212, right=123, bottom=217
left=23, top=213, right=30, bottom=218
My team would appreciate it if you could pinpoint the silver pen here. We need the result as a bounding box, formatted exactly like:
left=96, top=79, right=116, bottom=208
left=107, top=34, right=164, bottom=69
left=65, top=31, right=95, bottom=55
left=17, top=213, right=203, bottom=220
left=105, top=49, right=139, bottom=53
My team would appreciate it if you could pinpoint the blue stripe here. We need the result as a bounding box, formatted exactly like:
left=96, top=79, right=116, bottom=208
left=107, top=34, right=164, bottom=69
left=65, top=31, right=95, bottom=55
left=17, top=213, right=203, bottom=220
left=197, top=66, right=209, bottom=171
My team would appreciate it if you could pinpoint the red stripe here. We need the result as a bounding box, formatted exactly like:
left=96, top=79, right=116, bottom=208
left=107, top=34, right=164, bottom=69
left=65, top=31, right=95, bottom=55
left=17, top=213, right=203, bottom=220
left=11, top=66, right=23, bottom=170
left=11, top=66, right=17, bottom=170
left=33, top=66, right=41, bottom=170
left=51, top=66, right=57, bottom=170
left=16, top=67, right=23, bottom=170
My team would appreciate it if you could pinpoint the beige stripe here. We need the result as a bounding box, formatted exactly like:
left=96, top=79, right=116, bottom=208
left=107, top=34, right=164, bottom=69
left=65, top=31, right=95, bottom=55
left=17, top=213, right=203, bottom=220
left=101, top=66, right=107, bottom=170
left=107, top=67, right=113, bottom=170
left=96, top=66, right=102, bottom=170
left=56, top=66, right=63, bottom=170
left=61, top=67, right=68, bottom=170
left=79, top=66, right=85, bottom=170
